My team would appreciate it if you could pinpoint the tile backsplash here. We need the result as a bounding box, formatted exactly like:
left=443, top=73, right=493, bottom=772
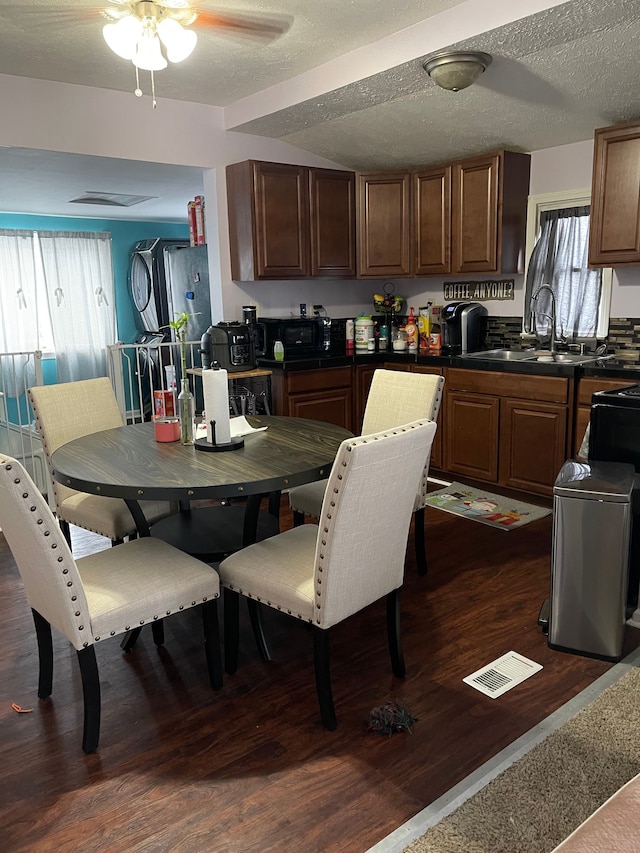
left=484, top=317, right=523, bottom=350
left=607, top=318, right=640, bottom=363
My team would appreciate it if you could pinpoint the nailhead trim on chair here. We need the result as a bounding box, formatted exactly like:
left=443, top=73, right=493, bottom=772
left=313, top=422, right=425, bottom=625
left=226, top=583, right=311, bottom=622
left=9, top=466, right=89, bottom=643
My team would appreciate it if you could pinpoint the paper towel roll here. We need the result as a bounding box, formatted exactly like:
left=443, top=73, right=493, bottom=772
left=202, top=366, right=231, bottom=445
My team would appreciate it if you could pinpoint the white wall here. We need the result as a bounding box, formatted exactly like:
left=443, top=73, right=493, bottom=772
left=1, top=73, right=638, bottom=323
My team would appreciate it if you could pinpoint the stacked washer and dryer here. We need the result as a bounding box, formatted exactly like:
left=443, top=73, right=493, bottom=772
left=129, top=238, right=212, bottom=341
left=128, top=238, right=213, bottom=413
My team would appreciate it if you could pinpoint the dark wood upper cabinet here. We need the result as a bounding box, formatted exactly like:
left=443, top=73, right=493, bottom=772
left=451, top=150, right=531, bottom=275
left=357, top=172, right=412, bottom=277
left=309, top=168, right=356, bottom=277
left=357, top=151, right=529, bottom=279
left=226, top=160, right=355, bottom=281
left=414, top=164, right=452, bottom=276
left=589, top=120, right=640, bottom=267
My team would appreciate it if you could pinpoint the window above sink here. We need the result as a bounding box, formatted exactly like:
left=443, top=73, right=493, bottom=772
left=524, top=189, right=612, bottom=344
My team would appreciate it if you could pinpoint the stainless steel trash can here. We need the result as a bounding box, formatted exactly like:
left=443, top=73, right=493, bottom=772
left=548, top=459, right=635, bottom=661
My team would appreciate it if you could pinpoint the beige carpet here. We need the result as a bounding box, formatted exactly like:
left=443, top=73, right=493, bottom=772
left=402, top=666, right=640, bottom=852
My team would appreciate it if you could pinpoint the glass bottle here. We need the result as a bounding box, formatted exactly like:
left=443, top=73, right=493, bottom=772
left=177, top=377, right=195, bottom=445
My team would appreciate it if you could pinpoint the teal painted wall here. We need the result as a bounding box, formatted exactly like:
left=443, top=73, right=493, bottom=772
left=0, top=213, right=189, bottom=343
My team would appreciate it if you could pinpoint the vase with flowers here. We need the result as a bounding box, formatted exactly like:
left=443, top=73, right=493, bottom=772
left=169, top=311, right=196, bottom=445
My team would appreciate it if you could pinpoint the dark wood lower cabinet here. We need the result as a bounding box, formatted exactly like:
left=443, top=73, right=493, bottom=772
left=444, top=368, right=572, bottom=497
left=288, top=388, right=352, bottom=427
left=445, top=391, right=499, bottom=481
left=500, top=399, right=567, bottom=494
left=270, top=366, right=354, bottom=431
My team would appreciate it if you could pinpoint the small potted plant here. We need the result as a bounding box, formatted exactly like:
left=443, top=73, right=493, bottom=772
left=168, top=311, right=198, bottom=444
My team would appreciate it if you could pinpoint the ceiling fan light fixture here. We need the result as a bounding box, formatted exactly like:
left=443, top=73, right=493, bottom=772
left=134, top=28, right=168, bottom=71
left=157, top=17, right=197, bottom=63
left=103, top=15, right=143, bottom=60
left=423, top=51, right=492, bottom=92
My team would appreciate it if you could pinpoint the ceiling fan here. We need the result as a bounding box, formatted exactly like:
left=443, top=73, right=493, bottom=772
left=100, top=0, right=290, bottom=107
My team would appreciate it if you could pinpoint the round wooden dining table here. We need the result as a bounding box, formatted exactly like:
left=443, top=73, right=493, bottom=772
left=52, top=413, right=349, bottom=495
left=51, top=415, right=352, bottom=655
left=51, top=413, right=352, bottom=538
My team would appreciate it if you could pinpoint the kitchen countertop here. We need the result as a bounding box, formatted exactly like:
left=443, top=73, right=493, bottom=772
left=257, top=351, right=640, bottom=380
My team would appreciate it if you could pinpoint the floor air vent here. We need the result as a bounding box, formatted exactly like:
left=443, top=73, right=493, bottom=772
left=463, top=651, right=543, bottom=698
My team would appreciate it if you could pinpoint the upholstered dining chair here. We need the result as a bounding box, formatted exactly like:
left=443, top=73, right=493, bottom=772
left=0, top=453, right=222, bottom=754
left=288, top=369, right=444, bottom=576
left=28, top=378, right=174, bottom=547
left=218, top=419, right=438, bottom=730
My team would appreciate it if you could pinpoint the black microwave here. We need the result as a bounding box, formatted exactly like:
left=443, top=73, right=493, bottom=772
left=255, top=317, right=331, bottom=359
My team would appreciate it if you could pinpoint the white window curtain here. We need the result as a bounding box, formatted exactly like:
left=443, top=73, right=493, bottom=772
left=37, top=231, right=116, bottom=382
left=0, top=230, right=42, bottom=353
left=524, top=206, right=602, bottom=339
left=0, top=229, right=116, bottom=383
left=0, top=230, right=44, bottom=396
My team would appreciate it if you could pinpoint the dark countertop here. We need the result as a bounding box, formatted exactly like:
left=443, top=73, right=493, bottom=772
left=257, top=351, right=640, bottom=380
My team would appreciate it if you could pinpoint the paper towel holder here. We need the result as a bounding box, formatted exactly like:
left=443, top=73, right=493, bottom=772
left=195, top=419, right=245, bottom=453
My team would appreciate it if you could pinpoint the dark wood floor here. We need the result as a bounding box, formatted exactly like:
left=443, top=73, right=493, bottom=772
left=2, top=496, right=638, bottom=853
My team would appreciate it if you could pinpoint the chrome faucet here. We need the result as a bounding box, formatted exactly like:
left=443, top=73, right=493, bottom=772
left=532, top=284, right=557, bottom=354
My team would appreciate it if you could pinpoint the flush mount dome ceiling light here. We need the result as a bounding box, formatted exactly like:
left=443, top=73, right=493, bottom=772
left=423, top=51, right=492, bottom=92
left=102, top=0, right=198, bottom=107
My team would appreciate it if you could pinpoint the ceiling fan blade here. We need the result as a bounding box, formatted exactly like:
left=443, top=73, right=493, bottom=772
left=0, top=4, right=106, bottom=27
left=194, top=9, right=291, bottom=42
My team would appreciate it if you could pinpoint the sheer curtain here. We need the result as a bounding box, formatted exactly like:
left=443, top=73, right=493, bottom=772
left=37, top=231, right=116, bottom=382
left=524, top=206, right=602, bottom=339
left=0, top=230, right=44, bottom=396
left=0, top=230, right=42, bottom=353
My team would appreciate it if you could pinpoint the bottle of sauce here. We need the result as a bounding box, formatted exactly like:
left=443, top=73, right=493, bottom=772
left=405, top=307, right=418, bottom=353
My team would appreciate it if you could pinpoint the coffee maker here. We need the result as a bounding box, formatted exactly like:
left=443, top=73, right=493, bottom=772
left=440, top=302, right=488, bottom=354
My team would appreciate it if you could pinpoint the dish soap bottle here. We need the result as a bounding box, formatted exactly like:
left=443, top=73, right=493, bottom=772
left=405, top=307, right=418, bottom=353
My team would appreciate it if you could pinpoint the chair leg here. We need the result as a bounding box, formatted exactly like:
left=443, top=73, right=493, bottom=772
left=414, top=507, right=428, bottom=576
left=120, top=627, right=142, bottom=652
left=268, top=489, right=282, bottom=526
left=58, top=519, right=72, bottom=548
left=312, top=626, right=337, bottom=731
left=76, top=646, right=101, bottom=754
left=202, top=600, right=223, bottom=690
left=292, top=510, right=305, bottom=528
left=247, top=599, right=272, bottom=662
left=32, top=609, right=53, bottom=699
left=151, top=621, right=165, bottom=646
left=223, top=588, right=240, bottom=674
left=386, top=589, right=406, bottom=678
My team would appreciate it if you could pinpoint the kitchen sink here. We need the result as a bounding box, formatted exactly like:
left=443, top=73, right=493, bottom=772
left=465, top=349, right=532, bottom=361
left=465, top=349, right=615, bottom=366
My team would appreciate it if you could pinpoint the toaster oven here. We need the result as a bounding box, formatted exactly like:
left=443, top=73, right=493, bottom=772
left=255, top=317, right=331, bottom=360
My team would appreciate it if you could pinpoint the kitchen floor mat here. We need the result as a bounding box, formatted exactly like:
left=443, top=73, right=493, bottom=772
left=424, top=482, right=551, bottom=530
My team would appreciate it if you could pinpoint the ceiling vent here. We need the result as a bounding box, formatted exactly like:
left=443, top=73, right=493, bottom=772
left=68, top=191, right=156, bottom=207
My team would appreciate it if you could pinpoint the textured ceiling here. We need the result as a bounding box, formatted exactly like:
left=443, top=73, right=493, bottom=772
left=1, top=0, right=639, bottom=218
left=0, top=0, right=466, bottom=105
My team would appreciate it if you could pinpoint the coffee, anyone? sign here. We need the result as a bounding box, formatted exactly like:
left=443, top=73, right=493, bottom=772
left=443, top=279, right=514, bottom=301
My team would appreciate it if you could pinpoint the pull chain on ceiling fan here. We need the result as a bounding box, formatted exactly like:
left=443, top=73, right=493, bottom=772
left=102, top=0, right=198, bottom=108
